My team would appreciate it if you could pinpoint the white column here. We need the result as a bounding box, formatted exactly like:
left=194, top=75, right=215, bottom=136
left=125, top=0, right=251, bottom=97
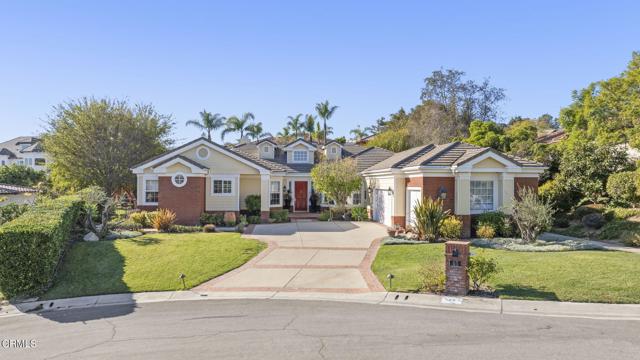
left=260, top=174, right=271, bottom=216
left=455, top=172, right=471, bottom=215
left=500, top=173, right=515, bottom=214
left=393, top=175, right=406, bottom=217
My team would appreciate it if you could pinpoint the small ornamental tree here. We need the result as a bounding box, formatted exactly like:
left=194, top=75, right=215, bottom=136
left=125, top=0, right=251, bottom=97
left=510, top=187, right=555, bottom=243
left=310, top=158, right=361, bottom=211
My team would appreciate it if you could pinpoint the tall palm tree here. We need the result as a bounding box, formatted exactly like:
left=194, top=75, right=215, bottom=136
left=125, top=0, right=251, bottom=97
left=221, top=112, right=254, bottom=141
left=349, top=126, right=369, bottom=141
left=277, top=126, right=291, bottom=138
left=185, top=110, right=225, bottom=141
left=245, top=122, right=265, bottom=140
left=315, top=100, right=338, bottom=145
left=314, top=122, right=333, bottom=142
left=286, top=113, right=304, bottom=138
left=303, top=114, right=316, bottom=142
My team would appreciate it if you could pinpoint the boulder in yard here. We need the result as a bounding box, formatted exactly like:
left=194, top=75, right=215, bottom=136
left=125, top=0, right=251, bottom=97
left=83, top=232, right=100, bottom=242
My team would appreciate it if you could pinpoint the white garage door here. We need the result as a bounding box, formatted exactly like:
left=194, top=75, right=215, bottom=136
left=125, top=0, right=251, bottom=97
left=372, top=189, right=393, bottom=227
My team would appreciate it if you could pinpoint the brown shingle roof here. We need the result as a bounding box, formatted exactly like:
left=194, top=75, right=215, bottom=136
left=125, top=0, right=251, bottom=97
left=0, top=183, right=38, bottom=195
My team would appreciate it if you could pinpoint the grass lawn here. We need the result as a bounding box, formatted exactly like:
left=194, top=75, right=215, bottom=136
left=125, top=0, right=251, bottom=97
left=372, top=243, right=640, bottom=304
left=42, top=232, right=265, bottom=300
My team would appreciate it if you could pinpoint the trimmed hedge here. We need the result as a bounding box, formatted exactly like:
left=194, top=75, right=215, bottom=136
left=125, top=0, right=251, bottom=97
left=0, top=195, right=83, bottom=299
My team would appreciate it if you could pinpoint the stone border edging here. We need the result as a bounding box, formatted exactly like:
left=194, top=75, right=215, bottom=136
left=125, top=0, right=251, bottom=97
left=3, top=290, right=639, bottom=321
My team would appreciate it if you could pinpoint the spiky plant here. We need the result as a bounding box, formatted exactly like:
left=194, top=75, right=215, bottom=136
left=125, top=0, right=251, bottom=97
left=412, top=197, right=450, bottom=242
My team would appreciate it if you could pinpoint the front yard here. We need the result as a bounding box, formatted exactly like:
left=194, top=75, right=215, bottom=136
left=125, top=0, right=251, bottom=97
left=372, top=243, right=640, bottom=304
left=42, top=232, right=265, bottom=300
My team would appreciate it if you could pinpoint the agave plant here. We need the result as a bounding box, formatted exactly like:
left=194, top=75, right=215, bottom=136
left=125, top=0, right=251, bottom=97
left=412, top=197, right=450, bottom=242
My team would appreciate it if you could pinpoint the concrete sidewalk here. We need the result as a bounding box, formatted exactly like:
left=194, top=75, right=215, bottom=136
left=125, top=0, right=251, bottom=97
left=2, top=290, right=639, bottom=321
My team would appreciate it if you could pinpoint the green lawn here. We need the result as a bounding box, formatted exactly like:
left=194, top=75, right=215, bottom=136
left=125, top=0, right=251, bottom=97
left=43, top=232, right=265, bottom=300
left=372, top=243, right=640, bottom=304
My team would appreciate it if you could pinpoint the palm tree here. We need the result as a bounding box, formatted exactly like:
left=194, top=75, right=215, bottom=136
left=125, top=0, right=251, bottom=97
left=286, top=113, right=304, bottom=138
left=349, top=126, right=369, bottom=141
left=314, top=122, right=333, bottom=142
left=303, top=114, right=316, bottom=142
left=185, top=110, right=225, bottom=141
left=221, top=112, right=254, bottom=141
left=246, top=122, right=265, bottom=140
left=315, top=100, right=338, bottom=145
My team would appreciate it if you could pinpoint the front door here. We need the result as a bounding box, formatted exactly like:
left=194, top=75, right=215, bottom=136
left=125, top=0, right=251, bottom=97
left=294, top=181, right=308, bottom=211
left=407, top=189, right=422, bottom=228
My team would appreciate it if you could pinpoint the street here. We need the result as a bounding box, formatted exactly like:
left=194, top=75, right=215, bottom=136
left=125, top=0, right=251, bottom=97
left=1, top=299, right=639, bottom=359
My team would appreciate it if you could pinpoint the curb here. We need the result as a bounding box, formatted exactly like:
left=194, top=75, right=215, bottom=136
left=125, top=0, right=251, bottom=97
left=2, top=290, right=639, bottom=321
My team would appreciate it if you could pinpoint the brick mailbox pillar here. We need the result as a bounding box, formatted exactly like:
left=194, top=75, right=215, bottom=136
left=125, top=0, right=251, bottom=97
left=445, top=241, right=470, bottom=296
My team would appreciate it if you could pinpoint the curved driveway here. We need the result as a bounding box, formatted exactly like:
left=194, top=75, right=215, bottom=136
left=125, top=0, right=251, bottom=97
left=195, top=221, right=387, bottom=293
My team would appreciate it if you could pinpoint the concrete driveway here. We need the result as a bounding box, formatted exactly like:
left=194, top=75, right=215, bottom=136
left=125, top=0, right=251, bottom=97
left=195, top=221, right=387, bottom=293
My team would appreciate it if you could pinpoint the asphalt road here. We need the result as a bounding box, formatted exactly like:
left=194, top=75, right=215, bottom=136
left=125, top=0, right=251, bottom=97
left=1, top=299, right=639, bottom=359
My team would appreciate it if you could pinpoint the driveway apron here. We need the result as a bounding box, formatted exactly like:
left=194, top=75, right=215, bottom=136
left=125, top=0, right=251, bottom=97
left=195, top=221, right=387, bottom=293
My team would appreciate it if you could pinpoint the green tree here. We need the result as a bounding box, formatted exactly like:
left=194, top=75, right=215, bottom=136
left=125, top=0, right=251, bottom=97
left=222, top=112, right=254, bottom=141
left=185, top=110, right=225, bottom=141
left=0, top=164, right=46, bottom=187
left=559, top=52, right=640, bottom=147
left=286, top=113, right=303, bottom=138
left=315, top=100, right=338, bottom=144
left=245, top=122, right=266, bottom=140
left=303, top=114, right=316, bottom=142
left=42, top=97, right=173, bottom=195
left=504, top=119, right=539, bottom=157
left=464, top=120, right=507, bottom=150
left=349, top=126, right=368, bottom=141
left=310, top=158, right=361, bottom=210
left=367, top=128, right=411, bottom=152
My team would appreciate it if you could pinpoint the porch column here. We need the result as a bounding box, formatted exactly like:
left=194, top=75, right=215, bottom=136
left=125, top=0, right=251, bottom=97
left=260, top=174, right=271, bottom=222
left=392, top=175, right=406, bottom=227
left=455, top=172, right=471, bottom=238
left=500, top=173, right=515, bottom=214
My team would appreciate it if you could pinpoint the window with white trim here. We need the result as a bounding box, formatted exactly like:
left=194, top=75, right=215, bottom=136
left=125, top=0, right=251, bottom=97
left=352, top=192, right=361, bottom=205
left=212, top=178, right=233, bottom=195
left=172, top=173, right=186, bottom=187
left=331, top=147, right=337, bottom=154
left=145, top=179, right=159, bottom=203
left=270, top=180, right=281, bottom=205
left=293, top=150, right=308, bottom=162
left=470, top=180, right=494, bottom=212
left=263, top=145, right=269, bottom=153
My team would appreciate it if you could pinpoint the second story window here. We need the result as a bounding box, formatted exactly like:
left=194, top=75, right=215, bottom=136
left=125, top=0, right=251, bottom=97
left=293, top=150, right=308, bottom=162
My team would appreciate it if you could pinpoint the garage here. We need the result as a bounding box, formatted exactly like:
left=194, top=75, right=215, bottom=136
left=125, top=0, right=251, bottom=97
left=372, top=189, right=393, bottom=227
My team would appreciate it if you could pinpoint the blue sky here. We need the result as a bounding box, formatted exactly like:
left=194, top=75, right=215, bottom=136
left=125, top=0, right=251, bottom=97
left=1, top=1, right=638, bottom=144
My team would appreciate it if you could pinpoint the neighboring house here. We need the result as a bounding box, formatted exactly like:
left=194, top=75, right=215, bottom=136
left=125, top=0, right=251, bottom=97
left=0, top=136, right=49, bottom=171
left=361, top=142, right=546, bottom=237
left=0, top=183, right=38, bottom=206
left=536, top=129, right=566, bottom=145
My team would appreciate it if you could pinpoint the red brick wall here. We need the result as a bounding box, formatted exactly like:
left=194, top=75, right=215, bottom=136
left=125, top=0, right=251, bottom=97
left=423, top=177, right=455, bottom=212
left=514, top=177, right=539, bottom=200
left=158, top=176, right=205, bottom=225
left=460, top=215, right=471, bottom=239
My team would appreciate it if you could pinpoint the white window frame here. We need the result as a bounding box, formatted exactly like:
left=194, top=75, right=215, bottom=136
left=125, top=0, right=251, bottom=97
left=331, top=146, right=337, bottom=154
left=292, top=150, right=308, bottom=163
left=211, top=175, right=235, bottom=196
left=470, top=179, right=497, bottom=214
left=270, top=180, right=281, bottom=206
left=171, top=172, right=187, bottom=188
left=351, top=191, right=361, bottom=205
left=142, top=175, right=159, bottom=205
left=196, top=146, right=210, bottom=160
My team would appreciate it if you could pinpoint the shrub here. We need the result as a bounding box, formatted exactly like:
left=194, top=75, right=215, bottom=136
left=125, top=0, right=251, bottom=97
left=0, top=203, right=30, bottom=225
left=621, top=231, right=640, bottom=247
left=151, top=208, right=176, bottom=232
left=168, top=225, right=202, bottom=233
left=539, top=177, right=579, bottom=212
left=351, top=207, right=368, bottom=221
left=610, top=207, right=640, bottom=220
left=200, top=212, right=224, bottom=226
left=146, top=211, right=159, bottom=225
left=607, top=171, right=639, bottom=206
left=467, top=251, right=500, bottom=291
left=476, top=224, right=496, bottom=239
left=598, top=219, right=640, bottom=240
left=129, top=211, right=149, bottom=227
left=247, top=215, right=261, bottom=224
left=440, top=216, right=462, bottom=239
left=581, top=213, right=606, bottom=229
left=203, top=224, right=216, bottom=233
left=270, top=209, right=289, bottom=223
left=412, top=197, right=449, bottom=242
left=418, top=262, right=445, bottom=293
left=0, top=195, right=84, bottom=298
left=318, top=210, right=331, bottom=221
left=572, top=204, right=604, bottom=219
left=111, top=218, right=142, bottom=231
left=553, top=213, right=570, bottom=228
left=475, top=211, right=510, bottom=237
left=510, top=187, right=555, bottom=243
left=245, top=194, right=261, bottom=215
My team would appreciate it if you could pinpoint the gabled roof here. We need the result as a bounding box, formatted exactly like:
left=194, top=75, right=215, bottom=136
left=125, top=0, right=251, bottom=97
left=363, top=142, right=544, bottom=173
left=0, top=183, right=38, bottom=195
left=324, top=140, right=344, bottom=148
left=0, top=148, right=16, bottom=158
left=256, top=138, right=278, bottom=146
left=283, top=138, right=317, bottom=150
left=350, top=147, right=395, bottom=172
left=342, top=143, right=368, bottom=157
left=0, top=136, right=45, bottom=157
left=153, top=155, right=209, bottom=170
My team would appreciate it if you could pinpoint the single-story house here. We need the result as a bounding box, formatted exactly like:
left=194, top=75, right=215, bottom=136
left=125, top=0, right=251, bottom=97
left=0, top=183, right=38, bottom=206
left=361, top=142, right=546, bottom=237
left=130, top=137, right=394, bottom=224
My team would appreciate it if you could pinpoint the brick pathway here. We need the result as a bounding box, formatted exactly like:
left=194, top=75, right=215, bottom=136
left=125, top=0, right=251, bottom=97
left=194, top=222, right=387, bottom=293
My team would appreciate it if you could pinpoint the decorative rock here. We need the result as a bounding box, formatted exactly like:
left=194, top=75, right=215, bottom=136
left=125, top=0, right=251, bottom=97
left=83, top=232, right=99, bottom=242
left=582, top=213, right=605, bottom=229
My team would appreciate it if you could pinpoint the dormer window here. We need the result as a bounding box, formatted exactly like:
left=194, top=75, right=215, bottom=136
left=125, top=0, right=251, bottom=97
left=263, top=146, right=269, bottom=153
left=331, top=147, right=337, bottom=154
left=293, top=150, right=308, bottom=162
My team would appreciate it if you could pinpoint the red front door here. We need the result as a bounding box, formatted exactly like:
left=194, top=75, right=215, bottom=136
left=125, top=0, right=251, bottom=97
left=294, top=181, right=308, bottom=211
